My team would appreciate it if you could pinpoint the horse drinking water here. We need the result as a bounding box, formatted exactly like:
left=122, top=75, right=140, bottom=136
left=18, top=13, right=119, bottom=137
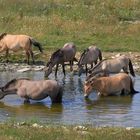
left=0, top=33, right=43, bottom=64
left=78, top=45, right=102, bottom=76
left=84, top=73, right=138, bottom=98
left=0, top=78, right=63, bottom=103
left=87, top=55, right=135, bottom=80
left=44, top=42, right=77, bottom=77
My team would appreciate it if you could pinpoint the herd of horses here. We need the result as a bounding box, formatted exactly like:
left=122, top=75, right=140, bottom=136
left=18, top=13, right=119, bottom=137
left=0, top=33, right=138, bottom=104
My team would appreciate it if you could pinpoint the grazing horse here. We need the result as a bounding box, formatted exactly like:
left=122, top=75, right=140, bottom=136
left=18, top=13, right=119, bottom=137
left=0, top=78, right=63, bottom=103
left=84, top=73, right=138, bottom=98
left=78, top=46, right=102, bottom=76
left=44, top=42, right=77, bottom=77
left=87, top=55, right=135, bottom=80
left=0, top=33, right=43, bottom=64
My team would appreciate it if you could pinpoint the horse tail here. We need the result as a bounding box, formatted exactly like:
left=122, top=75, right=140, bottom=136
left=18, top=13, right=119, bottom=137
left=29, top=38, right=43, bottom=53
left=130, top=77, right=139, bottom=94
left=98, top=49, right=102, bottom=61
left=128, top=58, right=135, bottom=77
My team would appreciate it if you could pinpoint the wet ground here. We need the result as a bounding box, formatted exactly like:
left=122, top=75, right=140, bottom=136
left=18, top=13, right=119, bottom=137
left=0, top=71, right=140, bottom=127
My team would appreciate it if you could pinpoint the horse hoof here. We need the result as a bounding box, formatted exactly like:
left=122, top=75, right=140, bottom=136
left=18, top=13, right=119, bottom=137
left=24, top=100, right=30, bottom=104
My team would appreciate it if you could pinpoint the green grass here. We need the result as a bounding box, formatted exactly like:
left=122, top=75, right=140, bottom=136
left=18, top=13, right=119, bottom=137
left=0, top=0, right=140, bottom=52
left=0, top=122, right=140, bottom=140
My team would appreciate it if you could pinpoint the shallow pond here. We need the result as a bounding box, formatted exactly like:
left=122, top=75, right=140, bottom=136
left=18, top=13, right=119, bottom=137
left=0, top=71, right=140, bottom=127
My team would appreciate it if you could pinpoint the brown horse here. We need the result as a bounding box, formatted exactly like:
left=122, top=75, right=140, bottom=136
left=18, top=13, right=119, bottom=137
left=78, top=46, right=102, bottom=76
left=0, top=33, right=43, bottom=64
left=84, top=73, right=138, bottom=98
left=88, top=55, right=135, bottom=80
left=44, top=42, right=77, bottom=77
left=0, top=78, right=63, bottom=103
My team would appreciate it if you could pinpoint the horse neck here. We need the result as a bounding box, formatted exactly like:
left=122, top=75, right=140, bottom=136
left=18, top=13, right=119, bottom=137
left=90, top=79, right=101, bottom=91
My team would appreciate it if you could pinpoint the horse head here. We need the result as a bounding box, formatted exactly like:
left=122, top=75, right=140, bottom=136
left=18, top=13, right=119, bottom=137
left=84, top=77, right=96, bottom=98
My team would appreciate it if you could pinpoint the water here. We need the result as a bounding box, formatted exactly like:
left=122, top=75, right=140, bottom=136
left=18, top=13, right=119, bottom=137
left=0, top=71, right=140, bottom=127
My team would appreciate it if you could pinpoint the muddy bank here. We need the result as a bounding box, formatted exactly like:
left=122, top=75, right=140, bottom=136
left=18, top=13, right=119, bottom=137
left=0, top=52, right=140, bottom=73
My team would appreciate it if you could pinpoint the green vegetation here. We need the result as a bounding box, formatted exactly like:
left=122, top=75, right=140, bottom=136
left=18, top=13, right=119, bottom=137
left=0, top=0, right=140, bottom=52
left=0, top=122, right=140, bottom=140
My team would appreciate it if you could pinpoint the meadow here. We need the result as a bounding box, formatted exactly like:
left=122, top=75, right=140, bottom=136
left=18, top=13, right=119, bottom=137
left=0, top=0, right=140, bottom=52
left=0, top=122, right=140, bottom=140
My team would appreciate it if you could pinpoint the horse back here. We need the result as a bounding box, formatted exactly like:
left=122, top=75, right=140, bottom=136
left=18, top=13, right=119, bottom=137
left=62, top=43, right=76, bottom=61
left=2, top=34, right=30, bottom=50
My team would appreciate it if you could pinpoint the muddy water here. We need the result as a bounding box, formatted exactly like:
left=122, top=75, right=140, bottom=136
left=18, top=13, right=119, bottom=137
left=0, top=71, right=140, bottom=127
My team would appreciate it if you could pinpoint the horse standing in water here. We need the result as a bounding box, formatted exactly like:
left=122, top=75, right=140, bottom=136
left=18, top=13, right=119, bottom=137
left=44, top=42, right=77, bottom=77
left=84, top=73, right=138, bottom=98
left=0, top=33, right=43, bottom=64
left=87, top=55, right=135, bottom=80
left=78, top=46, right=102, bottom=76
left=0, top=78, right=63, bottom=104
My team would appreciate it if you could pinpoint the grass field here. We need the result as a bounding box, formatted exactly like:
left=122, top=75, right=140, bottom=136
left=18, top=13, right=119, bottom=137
left=0, top=122, right=140, bottom=140
left=0, top=0, right=140, bottom=52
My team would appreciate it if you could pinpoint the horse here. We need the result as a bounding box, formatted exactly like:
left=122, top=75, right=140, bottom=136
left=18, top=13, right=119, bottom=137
left=78, top=45, right=102, bottom=76
left=87, top=55, right=135, bottom=80
left=44, top=42, right=77, bottom=77
left=0, top=33, right=43, bottom=64
left=0, top=78, right=63, bottom=104
left=84, top=73, right=138, bottom=98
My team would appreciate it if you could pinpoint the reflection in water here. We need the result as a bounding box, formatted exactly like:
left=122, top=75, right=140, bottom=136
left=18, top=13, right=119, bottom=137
left=0, top=71, right=140, bottom=127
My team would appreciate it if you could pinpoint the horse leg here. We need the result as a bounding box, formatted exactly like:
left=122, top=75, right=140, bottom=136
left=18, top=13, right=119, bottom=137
left=91, top=63, right=93, bottom=69
left=85, top=64, right=88, bottom=76
left=30, top=50, right=35, bottom=64
left=70, top=61, right=73, bottom=71
left=94, top=60, right=97, bottom=65
left=25, top=51, right=30, bottom=64
left=5, top=49, right=9, bottom=63
left=24, top=98, right=30, bottom=104
left=55, top=64, right=59, bottom=77
left=62, top=63, right=66, bottom=76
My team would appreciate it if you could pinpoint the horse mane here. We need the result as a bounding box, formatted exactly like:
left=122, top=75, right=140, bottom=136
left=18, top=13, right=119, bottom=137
left=4, top=79, right=17, bottom=89
left=0, top=33, right=7, bottom=40
left=89, top=59, right=107, bottom=72
left=51, top=49, right=61, bottom=59
left=78, top=48, right=89, bottom=65
left=4, top=78, right=30, bottom=89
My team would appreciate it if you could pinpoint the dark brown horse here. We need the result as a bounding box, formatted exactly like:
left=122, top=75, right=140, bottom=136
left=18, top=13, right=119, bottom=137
left=44, top=42, right=77, bottom=77
left=78, top=46, right=102, bottom=76
left=0, top=78, right=63, bottom=103
left=0, top=33, right=43, bottom=64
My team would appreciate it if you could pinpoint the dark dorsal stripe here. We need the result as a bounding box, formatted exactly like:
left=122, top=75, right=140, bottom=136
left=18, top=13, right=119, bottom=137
left=0, top=33, right=7, bottom=40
